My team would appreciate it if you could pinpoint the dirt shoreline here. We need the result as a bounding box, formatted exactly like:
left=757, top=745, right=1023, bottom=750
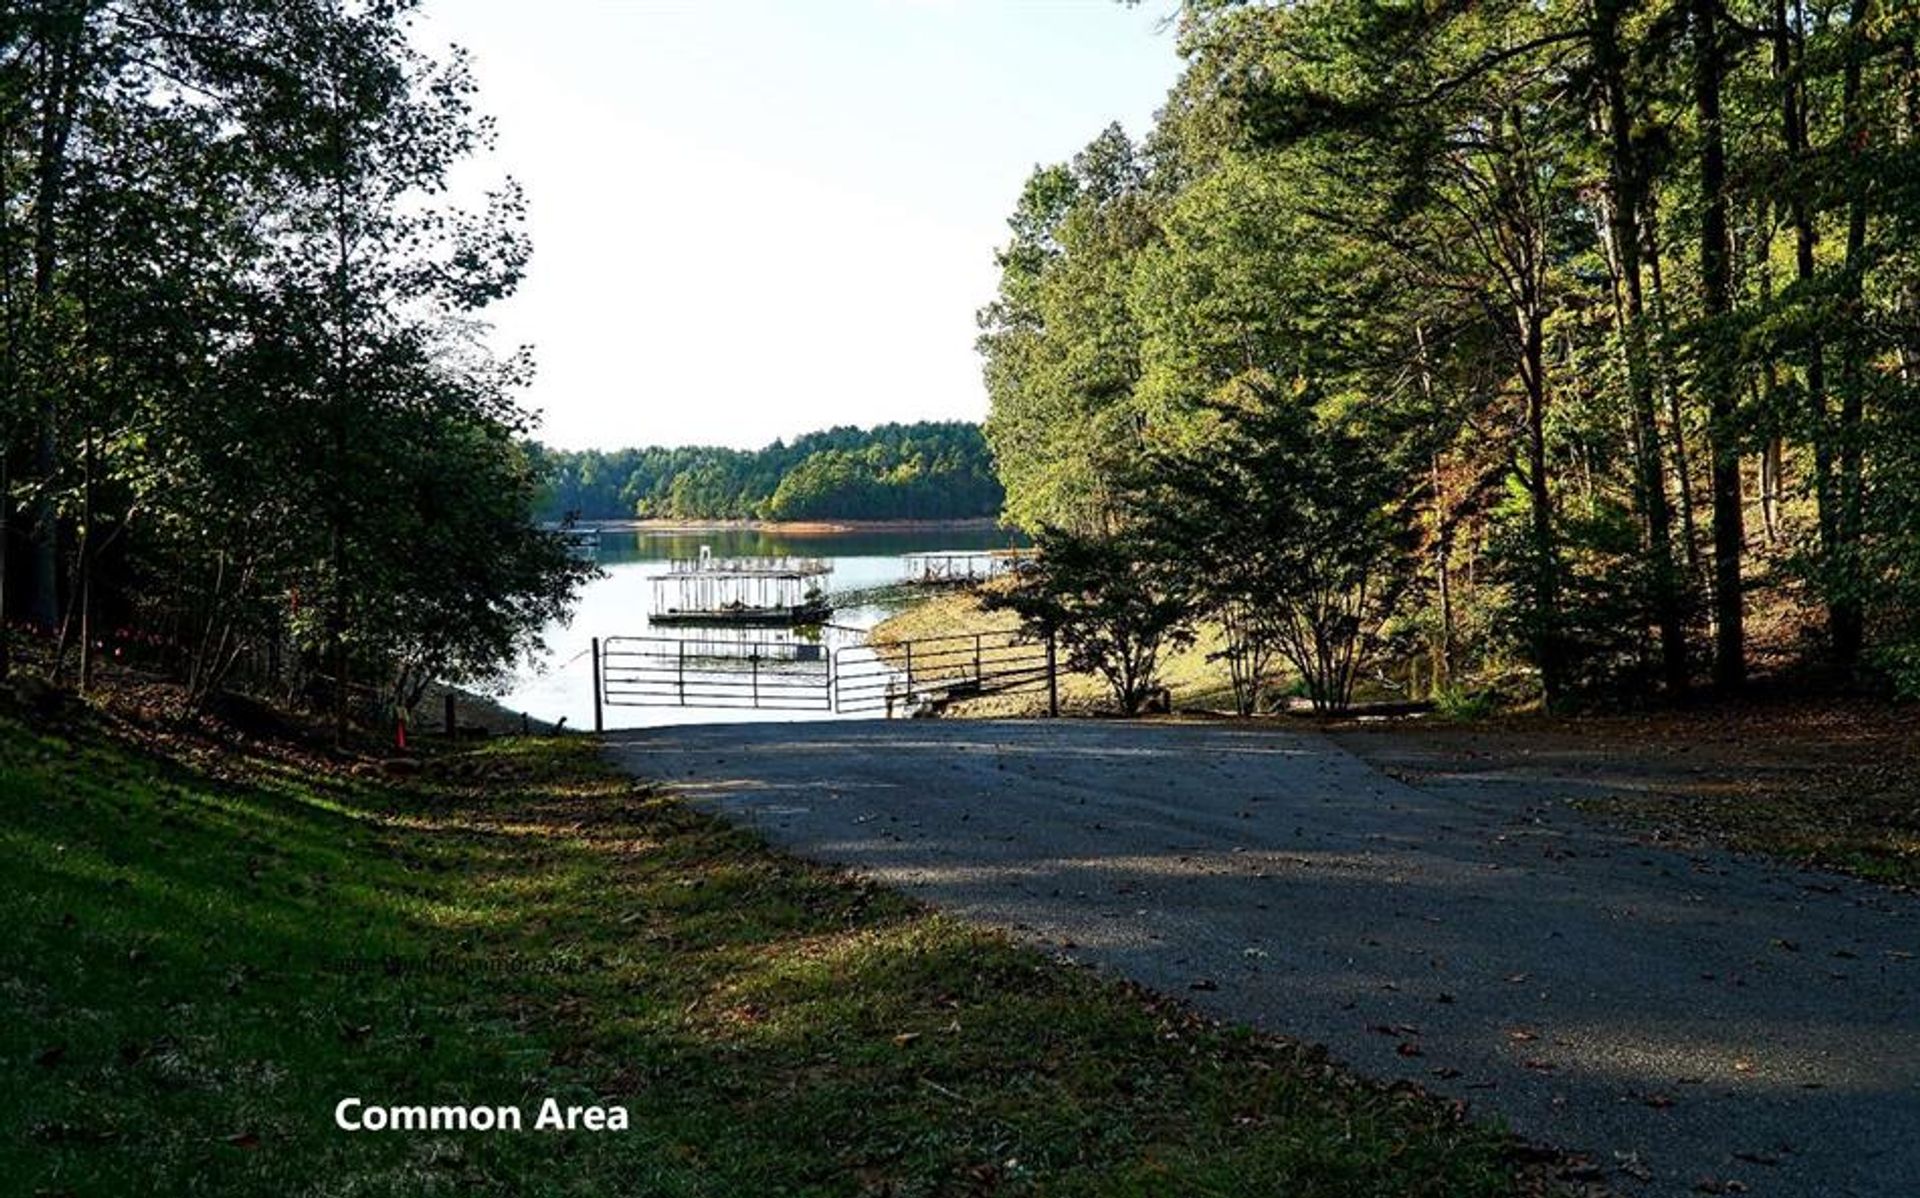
left=582, top=516, right=1008, bottom=535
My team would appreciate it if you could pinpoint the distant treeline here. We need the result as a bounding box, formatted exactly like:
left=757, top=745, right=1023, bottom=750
left=534, top=422, right=1004, bottom=522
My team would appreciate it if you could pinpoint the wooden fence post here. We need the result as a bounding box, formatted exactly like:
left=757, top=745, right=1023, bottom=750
left=1046, top=628, right=1059, bottom=718
left=591, top=636, right=604, bottom=734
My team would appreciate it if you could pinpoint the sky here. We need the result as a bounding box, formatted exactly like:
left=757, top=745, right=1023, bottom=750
left=411, top=0, right=1184, bottom=452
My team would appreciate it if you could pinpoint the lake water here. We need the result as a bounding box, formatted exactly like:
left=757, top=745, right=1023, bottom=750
left=497, top=525, right=1023, bottom=730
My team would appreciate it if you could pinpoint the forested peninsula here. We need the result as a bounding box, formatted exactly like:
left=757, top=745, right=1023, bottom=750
left=534, top=421, right=1003, bottom=523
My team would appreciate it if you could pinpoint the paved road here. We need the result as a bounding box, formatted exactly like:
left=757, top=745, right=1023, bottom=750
left=606, top=719, right=1920, bottom=1197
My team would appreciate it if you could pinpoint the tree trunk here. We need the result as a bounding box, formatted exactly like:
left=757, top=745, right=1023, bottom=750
left=1760, top=435, right=1782, bottom=544
left=1830, top=0, right=1876, bottom=667
left=1433, top=454, right=1455, bottom=686
left=0, top=452, right=10, bottom=681
left=1644, top=204, right=1703, bottom=582
left=27, top=19, right=80, bottom=633
left=1695, top=0, right=1746, bottom=690
left=1413, top=326, right=1455, bottom=686
left=1521, top=307, right=1563, bottom=705
left=1775, top=0, right=1848, bottom=658
left=0, top=87, right=13, bottom=682
left=1900, top=38, right=1920, bottom=382
left=330, top=93, right=353, bottom=744
left=78, top=427, right=93, bottom=692
left=1596, top=0, right=1688, bottom=696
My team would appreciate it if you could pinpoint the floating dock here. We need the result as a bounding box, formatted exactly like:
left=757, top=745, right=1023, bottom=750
left=901, top=549, right=1032, bottom=587
left=650, top=546, right=833, bottom=626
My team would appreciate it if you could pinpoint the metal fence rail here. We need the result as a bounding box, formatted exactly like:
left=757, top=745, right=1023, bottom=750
left=835, top=631, right=1052, bottom=715
left=590, top=629, right=1057, bottom=729
left=596, top=635, right=833, bottom=715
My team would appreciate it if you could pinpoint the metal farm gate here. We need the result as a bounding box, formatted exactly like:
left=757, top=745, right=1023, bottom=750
left=831, top=632, right=1053, bottom=715
left=595, top=635, right=834, bottom=715
left=589, top=630, right=1056, bottom=728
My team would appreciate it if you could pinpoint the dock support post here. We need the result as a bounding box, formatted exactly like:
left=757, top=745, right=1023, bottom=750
left=591, top=637, right=604, bottom=734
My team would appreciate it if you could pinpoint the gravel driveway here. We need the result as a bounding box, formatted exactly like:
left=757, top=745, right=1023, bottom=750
left=606, top=718, right=1920, bottom=1197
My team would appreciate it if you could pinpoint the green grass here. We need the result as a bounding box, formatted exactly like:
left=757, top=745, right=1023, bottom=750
left=2, top=706, right=1537, bottom=1196
left=1430, top=685, right=1498, bottom=722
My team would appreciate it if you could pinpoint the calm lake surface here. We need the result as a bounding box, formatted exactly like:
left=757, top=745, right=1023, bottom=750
left=498, top=525, right=1023, bottom=730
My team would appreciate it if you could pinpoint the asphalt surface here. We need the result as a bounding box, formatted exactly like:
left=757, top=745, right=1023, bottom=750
left=606, top=718, right=1920, bottom=1197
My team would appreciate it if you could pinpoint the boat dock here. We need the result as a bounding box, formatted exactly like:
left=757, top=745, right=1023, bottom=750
left=901, top=549, right=1032, bottom=587
left=650, top=546, right=833, bottom=626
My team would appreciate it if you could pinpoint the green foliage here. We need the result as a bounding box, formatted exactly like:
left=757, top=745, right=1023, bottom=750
left=354, top=406, right=595, bottom=709
left=1864, top=396, right=1920, bottom=697
left=1139, top=380, right=1415, bottom=714
left=984, top=525, right=1194, bottom=715
left=981, top=0, right=1920, bottom=706
left=0, top=2, right=584, bottom=716
left=978, top=125, right=1158, bottom=534
left=534, top=421, right=1002, bottom=522
left=1430, top=685, right=1496, bottom=722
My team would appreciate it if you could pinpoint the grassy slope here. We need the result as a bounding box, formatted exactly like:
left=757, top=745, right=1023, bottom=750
left=0, top=705, right=1546, bottom=1197
left=871, top=591, right=1239, bottom=716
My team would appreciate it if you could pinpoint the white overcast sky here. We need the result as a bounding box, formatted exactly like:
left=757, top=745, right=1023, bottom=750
left=412, top=0, right=1183, bottom=451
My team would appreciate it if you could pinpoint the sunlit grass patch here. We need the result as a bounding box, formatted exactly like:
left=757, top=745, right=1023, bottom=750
left=871, top=589, right=1242, bottom=715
